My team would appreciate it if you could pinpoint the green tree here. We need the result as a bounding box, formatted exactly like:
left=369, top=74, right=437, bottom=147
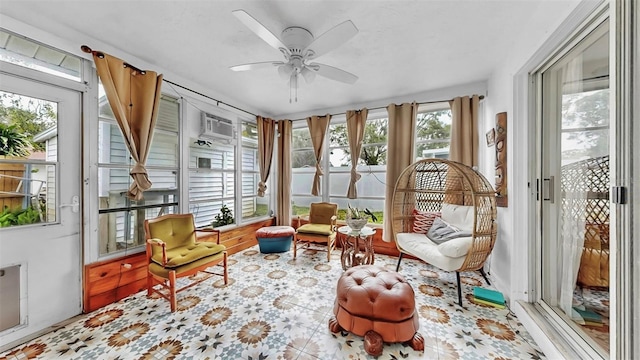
left=0, top=92, right=56, bottom=152
left=330, top=119, right=388, bottom=166
left=330, top=111, right=452, bottom=166
left=415, top=110, right=451, bottom=157
left=292, top=127, right=317, bottom=168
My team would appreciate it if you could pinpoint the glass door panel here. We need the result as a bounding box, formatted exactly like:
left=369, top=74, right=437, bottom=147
left=540, top=19, right=610, bottom=357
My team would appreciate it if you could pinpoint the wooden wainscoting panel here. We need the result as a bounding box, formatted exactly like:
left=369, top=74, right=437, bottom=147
left=200, top=218, right=276, bottom=256
left=84, top=252, right=147, bottom=313
left=87, top=278, right=147, bottom=312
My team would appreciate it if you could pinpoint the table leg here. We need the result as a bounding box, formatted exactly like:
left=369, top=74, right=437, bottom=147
left=340, top=235, right=355, bottom=270
left=364, top=235, right=375, bottom=265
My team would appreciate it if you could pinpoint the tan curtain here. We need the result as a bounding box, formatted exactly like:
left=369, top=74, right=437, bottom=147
left=91, top=50, right=163, bottom=201
left=307, top=114, right=331, bottom=196
left=276, top=120, right=292, bottom=226
left=346, top=108, right=368, bottom=199
left=383, top=102, right=417, bottom=241
left=257, top=116, right=276, bottom=197
left=449, top=95, right=480, bottom=167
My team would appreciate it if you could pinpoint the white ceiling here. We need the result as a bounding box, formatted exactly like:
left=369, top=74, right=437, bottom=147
left=1, top=0, right=580, bottom=118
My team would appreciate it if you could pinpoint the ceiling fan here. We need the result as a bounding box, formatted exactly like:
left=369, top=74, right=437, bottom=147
left=230, top=10, right=359, bottom=102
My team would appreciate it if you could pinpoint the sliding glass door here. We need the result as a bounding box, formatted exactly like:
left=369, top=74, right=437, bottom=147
left=537, top=17, right=611, bottom=358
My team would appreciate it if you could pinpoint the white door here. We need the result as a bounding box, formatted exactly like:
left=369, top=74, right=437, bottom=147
left=0, top=73, right=82, bottom=347
left=536, top=18, right=611, bottom=357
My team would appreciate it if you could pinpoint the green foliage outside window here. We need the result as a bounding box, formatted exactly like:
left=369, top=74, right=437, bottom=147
left=0, top=123, right=32, bottom=157
left=0, top=91, right=56, bottom=152
left=330, top=118, right=388, bottom=166
left=0, top=206, right=41, bottom=227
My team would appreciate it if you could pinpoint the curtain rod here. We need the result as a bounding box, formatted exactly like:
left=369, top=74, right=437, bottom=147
left=82, top=45, right=148, bottom=76
left=82, top=45, right=483, bottom=121
left=162, top=79, right=258, bottom=118
left=288, top=95, right=485, bottom=122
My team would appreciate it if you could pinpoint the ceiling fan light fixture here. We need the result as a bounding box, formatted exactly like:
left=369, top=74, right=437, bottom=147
left=278, top=63, right=294, bottom=79
left=301, top=67, right=316, bottom=84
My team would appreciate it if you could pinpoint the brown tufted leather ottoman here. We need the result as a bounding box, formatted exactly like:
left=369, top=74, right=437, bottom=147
left=328, top=265, right=424, bottom=356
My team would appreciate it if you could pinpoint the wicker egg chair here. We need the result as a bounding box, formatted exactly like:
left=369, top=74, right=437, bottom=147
left=391, top=159, right=497, bottom=305
left=560, top=155, right=609, bottom=288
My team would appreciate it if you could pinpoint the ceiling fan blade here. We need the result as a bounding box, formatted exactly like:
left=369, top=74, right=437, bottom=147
left=304, top=20, right=358, bottom=60
left=232, top=10, right=290, bottom=57
left=311, top=63, right=358, bottom=84
left=230, top=61, right=284, bottom=71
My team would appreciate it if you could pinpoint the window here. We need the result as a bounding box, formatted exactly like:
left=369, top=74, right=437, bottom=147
left=415, top=103, right=452, bottom=161
left=291, top=126, right=320, bottom=215
left=0, top=91, right=58, bottom=228
left=241, top=121, right=269, bottom=220
left=97, top=88, right=179, bottom=256
left=188, top=114, right=236, bottom=229
left=290, top=113, right=388, bottom=223
left=290, top=106, right=451, bottom=224
left=0, top=29, right=82, bottom=82
left=328, top=114, right=387, bottom=223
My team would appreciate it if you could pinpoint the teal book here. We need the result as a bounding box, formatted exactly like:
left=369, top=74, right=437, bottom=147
left=473, top=287, right=505, bottom=305
left=572, top=307, right=603, bottom=323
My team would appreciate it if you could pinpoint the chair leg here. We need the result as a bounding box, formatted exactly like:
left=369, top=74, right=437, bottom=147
left=456, top=272, right=463, bottom=306
left=293, top=235, right=298, bottom=259
left=479, top=268, right=491, bottom=285
left=169, top=270, right=177, bottom=312
left=327, top=240, right=332, bottom=262
left=223, top=252, right=228, bottom=284
left=395, top=253, right=404, bottom=272
left=146, top=270, right=154, bottom=296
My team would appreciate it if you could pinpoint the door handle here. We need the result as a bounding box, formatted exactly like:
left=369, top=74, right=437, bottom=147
left=542, top=176, right=555, bottom=203
left=60, top=195, right=79, bottom=213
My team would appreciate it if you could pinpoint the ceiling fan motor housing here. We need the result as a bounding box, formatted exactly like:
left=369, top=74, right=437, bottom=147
left=281, top=27, right=314, bottom=57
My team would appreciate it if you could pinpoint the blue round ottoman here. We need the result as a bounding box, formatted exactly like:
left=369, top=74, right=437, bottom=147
left=256, top=226, right=295, bottom=253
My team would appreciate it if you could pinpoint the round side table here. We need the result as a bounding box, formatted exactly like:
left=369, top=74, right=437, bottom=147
left=338, top=225, right=376, bottom=270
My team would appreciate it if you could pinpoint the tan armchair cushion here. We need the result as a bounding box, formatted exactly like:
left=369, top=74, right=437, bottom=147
left=151, top=242, right=226, bottom=268
left=297, top=223, right=334, bottom=236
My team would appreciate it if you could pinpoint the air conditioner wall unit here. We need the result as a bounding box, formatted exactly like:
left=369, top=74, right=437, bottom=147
left=200, top=112, right=235, bottom=141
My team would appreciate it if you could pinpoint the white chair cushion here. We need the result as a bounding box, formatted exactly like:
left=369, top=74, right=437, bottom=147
left=441, top=203, right=475, bottom=232
left=437, top=236, right=473, bottom=258
left=396, top=232, right=465, bottom=272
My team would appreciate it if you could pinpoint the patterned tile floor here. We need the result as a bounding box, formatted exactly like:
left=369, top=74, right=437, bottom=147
left=1, top=245, right=545, bottom=359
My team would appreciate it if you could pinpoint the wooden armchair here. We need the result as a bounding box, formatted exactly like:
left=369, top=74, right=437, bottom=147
left=294, top=202, right=338, bottom=262
left=144, top=213, right=228, bottom=312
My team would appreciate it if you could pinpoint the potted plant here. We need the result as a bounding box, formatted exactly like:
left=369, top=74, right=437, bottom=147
left=211, top=204, right=234, bottom=227
left=346, top=204, right=377, bottom=232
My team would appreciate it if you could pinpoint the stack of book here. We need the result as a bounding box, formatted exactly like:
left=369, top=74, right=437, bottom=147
left=573, top=307, right=604, bottom=327
left=473, top=287, right=506, bottom=309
